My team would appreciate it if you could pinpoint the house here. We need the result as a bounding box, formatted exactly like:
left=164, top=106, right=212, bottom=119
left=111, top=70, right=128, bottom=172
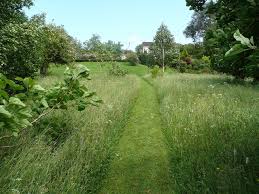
left=142, top=42, right=153, bottom=54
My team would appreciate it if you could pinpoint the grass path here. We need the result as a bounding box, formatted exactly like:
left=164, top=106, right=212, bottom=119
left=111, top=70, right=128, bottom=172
left=100, top=78, right=174, bottom=194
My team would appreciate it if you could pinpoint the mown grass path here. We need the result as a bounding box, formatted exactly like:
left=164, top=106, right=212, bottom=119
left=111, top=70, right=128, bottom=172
left=100, top=78, right=173, bottom=194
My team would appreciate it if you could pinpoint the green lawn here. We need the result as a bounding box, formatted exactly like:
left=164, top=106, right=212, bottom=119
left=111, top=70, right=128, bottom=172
left=0, top=62, right=258, bottom=194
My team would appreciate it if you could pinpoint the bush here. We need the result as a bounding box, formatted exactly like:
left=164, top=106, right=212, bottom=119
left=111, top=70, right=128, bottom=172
left=201, top=55, right=211, bottom=66
left=109, top=63, right=128, bottom=76
left=150, top=65, right=162, bottom=78
left=138, top=53, right=149, bottom=66
left=126, top=52, right=139, bottom=66
left=177, top=61, right=188, bottom=73
left=0, top=22, right=42, bottom=79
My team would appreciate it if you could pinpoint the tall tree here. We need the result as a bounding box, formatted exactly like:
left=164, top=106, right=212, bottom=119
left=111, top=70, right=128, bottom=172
left=152, top=23, right=175, bottom=72
left=184, top=9, right=213, bottom=42
left=185, top=0, right=259, bottom=80
left=0, top=0, right=33, bottom=28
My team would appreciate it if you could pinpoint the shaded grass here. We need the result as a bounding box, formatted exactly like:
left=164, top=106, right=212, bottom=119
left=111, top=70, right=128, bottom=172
left=154, top=73, right=259, bottom=194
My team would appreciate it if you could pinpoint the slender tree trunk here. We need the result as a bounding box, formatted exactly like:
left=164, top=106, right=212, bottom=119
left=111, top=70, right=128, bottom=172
left=162, top=47, right=165, bottom=72
left=40, top=63, right=48, bottom=76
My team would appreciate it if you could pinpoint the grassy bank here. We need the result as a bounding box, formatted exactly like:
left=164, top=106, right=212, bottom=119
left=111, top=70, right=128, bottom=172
left=155, top=74, right=259, bottom=193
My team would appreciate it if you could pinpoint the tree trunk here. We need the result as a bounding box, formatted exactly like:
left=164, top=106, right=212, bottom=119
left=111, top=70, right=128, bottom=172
left=40, top=64, right=48, bottom=76
left=162, top=47, right=165, bottom=72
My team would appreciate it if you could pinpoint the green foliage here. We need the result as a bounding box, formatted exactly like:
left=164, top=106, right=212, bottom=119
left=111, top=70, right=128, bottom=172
left=201, top=55, right=211, bottom=65
left=109, top=63, right=128, bottom=76
left=180, top=49, right=189, bottom=59
left=0, top=22, right=42, bottom=79
left=151, top=23, right=176, bottom=71
left=0, top=64, right=101, bottom=137
left=184, top=9, right=213, bottom=42
left=0, top=0, right=33, bottom=28
left=0, top=13, right=77, bottom=78
left=81, top=34, right=123, bottom=62
left=125, top=52, right=139, bottom=66
left=186, top=0, right=259, bottom=80
left=135, top=44, right=154, bottom=67
left=177, top=61, right=188, bottom=73
left=180, top=43, right=205, bottom=59
left=150, top=65, right=162, bottom=78
left=224, top=30, right=258, bottom=80
left=31, top=14, right=77, bottom=76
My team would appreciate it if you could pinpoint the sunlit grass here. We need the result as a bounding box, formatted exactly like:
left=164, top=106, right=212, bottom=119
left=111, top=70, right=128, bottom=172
left=155, top=73, right=259, bottom=193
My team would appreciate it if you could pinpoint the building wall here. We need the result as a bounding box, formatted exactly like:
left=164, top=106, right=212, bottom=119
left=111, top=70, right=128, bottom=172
left=142, top=46, right=150, bottom=53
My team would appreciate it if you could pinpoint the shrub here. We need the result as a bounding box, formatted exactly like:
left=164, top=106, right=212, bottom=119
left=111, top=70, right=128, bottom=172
left=109, top=63, right=128, bottom=76
left=201, top=55, right=211, bottom=66
left=126, top=52, right=139, bottom=66
left=177, top=61, right=188, bottom=73
left=150, top=65, right=161, bottom=78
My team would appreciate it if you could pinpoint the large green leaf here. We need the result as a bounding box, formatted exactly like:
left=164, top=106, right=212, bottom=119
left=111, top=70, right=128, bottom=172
left=0, top=106, right=12, bottom=118
left=9, top=97, right=26, bottom=107
left=0, top=90, right=9, bottom=100
left=41, top=98, right=49, bottom=108
left=18, top=108, right=32, bottom=118
left=225, top=44, right=250, bottom=58
left=6, top=79, right=24, bottom=91
left=33, top=84, right=45, bottom=92
left=234, top=30, right=256, bottom=49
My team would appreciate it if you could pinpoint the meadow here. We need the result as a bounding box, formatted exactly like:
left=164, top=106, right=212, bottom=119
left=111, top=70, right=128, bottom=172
left=155, top=74, right=259, bottom=193
left=0, top=62, right=258, bottom=193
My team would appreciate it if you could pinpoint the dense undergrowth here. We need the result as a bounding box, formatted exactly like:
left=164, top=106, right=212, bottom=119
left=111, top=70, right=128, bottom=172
left=155, top=74, right=259, bottom=193
left=0, top=65, right=141, bottom=193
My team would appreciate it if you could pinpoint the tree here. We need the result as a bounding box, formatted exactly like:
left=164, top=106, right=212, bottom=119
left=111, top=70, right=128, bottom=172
left=185, top=0, right=259, bottom=80
left=0, top=0, right=33, bottom=28
left=31, top=14, right=76, bottom=76
left=82, top=35, right=123, bottom=62
left=184, top=9, right=213, bottom=42
left=0, top=22, right=42, bottom=79
left=152, top=23, right=176, bottom=72
left=40, top=24, right=76, bottom=75
left=84, top=34, right=102, bottom=52
left=104, top=40, right=123, bottom=61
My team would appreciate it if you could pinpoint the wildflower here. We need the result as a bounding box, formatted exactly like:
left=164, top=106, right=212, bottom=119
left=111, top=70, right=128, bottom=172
left=208, top=85, right=215, bottom=89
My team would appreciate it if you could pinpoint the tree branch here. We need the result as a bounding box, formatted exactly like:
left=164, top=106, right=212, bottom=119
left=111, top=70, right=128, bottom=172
left=0, top=135, right=13, bottom=141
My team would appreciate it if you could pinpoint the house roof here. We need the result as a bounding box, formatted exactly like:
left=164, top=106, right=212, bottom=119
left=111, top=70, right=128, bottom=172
left=142, top=42, right=153, bottom=47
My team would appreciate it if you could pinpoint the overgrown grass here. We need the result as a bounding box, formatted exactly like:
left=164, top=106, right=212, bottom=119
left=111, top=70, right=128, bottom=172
left=155, top=73, right=259, bottom=193
left=80, top=62, right=149, bottom=76
left=0, top=63, right=142, bottom=193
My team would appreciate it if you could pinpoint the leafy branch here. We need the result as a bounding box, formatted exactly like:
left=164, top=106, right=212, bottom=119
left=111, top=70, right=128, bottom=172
left=0, top=64, right=102, bottom=138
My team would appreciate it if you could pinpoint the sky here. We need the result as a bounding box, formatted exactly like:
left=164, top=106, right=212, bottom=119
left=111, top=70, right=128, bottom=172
left=25, top=0, right=194, bottom=50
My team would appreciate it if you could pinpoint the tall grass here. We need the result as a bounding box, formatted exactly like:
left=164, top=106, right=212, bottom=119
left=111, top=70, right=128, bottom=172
left=0, top=72, right=141, bottom=193
left=155, top=74, right=259, bottom=193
